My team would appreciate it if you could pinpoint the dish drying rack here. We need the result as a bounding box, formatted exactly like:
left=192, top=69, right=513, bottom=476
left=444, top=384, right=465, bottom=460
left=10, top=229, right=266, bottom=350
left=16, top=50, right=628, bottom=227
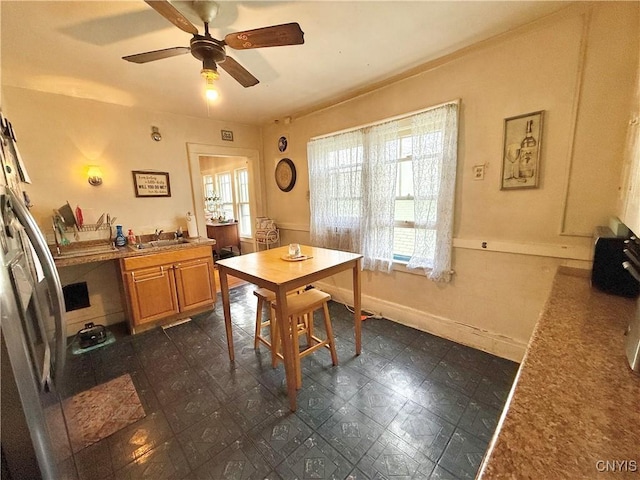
left=51, top=214, right=114, bottom=255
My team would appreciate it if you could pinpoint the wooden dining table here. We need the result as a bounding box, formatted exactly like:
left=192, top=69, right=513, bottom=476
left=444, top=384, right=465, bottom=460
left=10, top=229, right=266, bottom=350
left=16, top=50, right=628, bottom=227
left=216, top=245, right=363, bottom=411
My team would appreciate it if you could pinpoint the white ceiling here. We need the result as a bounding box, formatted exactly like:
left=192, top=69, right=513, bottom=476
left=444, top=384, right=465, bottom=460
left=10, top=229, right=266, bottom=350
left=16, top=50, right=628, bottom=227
left=1, top=1, right=571, bottom=126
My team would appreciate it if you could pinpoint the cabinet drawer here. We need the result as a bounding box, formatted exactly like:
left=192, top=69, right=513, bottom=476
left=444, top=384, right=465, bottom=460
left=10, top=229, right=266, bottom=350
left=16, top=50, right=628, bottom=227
left=121, top=245, right=213, bottom=271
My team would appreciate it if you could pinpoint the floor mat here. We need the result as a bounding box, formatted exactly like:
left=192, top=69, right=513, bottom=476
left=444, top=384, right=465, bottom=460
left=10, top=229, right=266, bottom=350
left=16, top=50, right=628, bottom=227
left=70, top=330, right=116, bottom=355
left=62, top=373, right=146, bottom=453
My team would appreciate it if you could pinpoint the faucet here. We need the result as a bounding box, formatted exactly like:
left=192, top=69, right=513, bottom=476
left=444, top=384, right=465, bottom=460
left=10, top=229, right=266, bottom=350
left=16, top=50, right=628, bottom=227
left=154, top=229, right=163, bottom=241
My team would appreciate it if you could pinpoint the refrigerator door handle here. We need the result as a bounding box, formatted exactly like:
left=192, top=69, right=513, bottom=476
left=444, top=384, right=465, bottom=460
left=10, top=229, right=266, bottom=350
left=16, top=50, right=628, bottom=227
left=623, top=261, right=640, bottom=283
left=8, top=188, right=66, bottom=382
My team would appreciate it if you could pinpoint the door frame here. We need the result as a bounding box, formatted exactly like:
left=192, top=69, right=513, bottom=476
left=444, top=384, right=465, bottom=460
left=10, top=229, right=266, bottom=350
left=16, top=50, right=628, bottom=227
left=186, top=143, right=264, bottom=246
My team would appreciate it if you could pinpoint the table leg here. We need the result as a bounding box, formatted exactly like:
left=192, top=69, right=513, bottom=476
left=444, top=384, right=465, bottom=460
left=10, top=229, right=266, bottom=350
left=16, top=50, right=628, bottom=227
left=353, top=258, right=362, bottom=355
left=218, top=266, right=235, bottom=362
left=275, top=286, right=298, bottom=411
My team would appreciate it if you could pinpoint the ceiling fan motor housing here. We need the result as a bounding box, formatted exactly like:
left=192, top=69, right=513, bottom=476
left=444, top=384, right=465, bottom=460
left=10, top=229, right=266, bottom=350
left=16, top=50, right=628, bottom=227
left=190, top=36, right=226, bottom=66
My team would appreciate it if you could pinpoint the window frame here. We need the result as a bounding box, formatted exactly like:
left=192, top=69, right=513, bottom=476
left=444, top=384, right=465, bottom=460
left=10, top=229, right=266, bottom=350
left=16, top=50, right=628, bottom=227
left=234, top=167, right=252, bottom=236
left=310, top=108, right=458, bottom=273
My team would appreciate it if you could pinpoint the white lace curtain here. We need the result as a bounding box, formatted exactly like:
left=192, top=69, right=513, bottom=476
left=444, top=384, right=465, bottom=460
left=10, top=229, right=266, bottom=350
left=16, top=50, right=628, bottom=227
left=308, top=102, right=458, bottom=281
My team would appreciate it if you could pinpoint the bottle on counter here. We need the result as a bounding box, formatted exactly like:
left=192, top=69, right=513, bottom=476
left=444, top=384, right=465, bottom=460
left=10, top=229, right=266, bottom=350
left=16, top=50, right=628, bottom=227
left=127, top=229, right=136, bottom=245
left=114, top=225, right=127, bottom=247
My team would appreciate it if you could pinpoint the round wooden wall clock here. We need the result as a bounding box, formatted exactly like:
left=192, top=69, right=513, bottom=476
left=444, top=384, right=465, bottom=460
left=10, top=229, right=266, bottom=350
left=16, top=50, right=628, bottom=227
left=275, top=158, right=296, bottom=192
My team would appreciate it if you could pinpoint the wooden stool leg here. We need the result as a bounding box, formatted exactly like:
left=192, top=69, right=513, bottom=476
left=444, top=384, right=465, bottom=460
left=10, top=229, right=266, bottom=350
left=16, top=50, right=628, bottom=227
left=305, top=312, right=314, bottom=347
left=323, top=302, right=338, bottom=366
left=254, top=296, right=264, bottom=349
left=270, top=304, right=280, bottom=368
left=292, top=314, right=303, bottom=389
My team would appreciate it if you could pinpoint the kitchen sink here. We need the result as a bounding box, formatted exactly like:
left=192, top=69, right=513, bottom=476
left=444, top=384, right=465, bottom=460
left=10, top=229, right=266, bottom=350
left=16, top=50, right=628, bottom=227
left=130, top=238, right=189, bottom=250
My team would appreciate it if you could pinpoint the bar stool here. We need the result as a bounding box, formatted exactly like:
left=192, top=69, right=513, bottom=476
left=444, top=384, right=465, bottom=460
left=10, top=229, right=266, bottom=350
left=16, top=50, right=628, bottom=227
left=253, top=288, right=279, bottom=367
left=273, top=288, right=338, bottom=389
left=253, top=286, right=308, bottom=367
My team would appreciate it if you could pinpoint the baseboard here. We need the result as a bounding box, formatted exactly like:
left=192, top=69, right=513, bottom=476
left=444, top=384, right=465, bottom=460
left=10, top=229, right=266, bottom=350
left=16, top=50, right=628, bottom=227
left=315, top=281, right=527, bottom=362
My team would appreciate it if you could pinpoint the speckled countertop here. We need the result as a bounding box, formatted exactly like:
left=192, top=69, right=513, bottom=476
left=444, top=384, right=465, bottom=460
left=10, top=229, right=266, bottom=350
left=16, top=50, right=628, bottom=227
left=478, top=268, right=639, bottom=479
left=52, top=237, right=215, bottom=268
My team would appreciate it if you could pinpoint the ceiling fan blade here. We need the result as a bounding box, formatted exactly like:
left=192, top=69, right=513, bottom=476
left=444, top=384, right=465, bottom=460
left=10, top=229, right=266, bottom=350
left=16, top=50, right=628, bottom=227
left=224, top=22, right=304, bottom=50
left=123, top=47, right=191, bottom=64
left=219, top=57, right=259, bottom=88
left=144, top=0, right=199, bottom=35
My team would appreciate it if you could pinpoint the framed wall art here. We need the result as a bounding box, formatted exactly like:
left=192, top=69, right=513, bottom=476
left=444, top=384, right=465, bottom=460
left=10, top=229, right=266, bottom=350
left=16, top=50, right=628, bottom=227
left=221, top=130, right=234, bottom=141
left=278, top=135, right=288, bottom=153
left=132, top=170, right=171, bottom=197
left=501, top=110, right=544, bottom=190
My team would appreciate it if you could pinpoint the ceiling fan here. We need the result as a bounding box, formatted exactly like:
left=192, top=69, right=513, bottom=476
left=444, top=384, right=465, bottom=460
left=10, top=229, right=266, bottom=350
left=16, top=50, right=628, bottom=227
left=123, top=0, right=304, bottom=93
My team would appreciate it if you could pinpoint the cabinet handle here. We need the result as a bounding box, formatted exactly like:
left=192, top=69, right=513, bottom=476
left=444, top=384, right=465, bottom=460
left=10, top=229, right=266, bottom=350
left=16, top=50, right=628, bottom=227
left=131, top=266, right=166, bottom=282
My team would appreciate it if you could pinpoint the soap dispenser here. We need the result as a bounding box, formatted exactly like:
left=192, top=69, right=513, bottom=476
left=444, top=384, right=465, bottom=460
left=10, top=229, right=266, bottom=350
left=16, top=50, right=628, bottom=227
left=114, top=225, right=127, bottom=247
left=127, top=229, right=136, bottom=245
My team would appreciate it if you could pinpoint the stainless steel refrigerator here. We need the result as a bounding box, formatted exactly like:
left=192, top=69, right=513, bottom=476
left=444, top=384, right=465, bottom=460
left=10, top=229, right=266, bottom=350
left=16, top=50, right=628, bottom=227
left=0, top=113, right=71, bottom=479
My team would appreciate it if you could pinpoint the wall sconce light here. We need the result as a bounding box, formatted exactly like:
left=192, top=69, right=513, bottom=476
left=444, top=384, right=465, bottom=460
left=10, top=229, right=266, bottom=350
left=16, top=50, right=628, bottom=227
left=87, top=165, right=103, bottom=186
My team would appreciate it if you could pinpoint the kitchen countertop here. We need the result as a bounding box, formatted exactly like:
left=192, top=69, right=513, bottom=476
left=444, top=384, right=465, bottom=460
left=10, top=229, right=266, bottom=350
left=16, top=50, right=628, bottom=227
left=478, top=268, right=639, bottom=479
left=52, top=237, right=216, bottom=268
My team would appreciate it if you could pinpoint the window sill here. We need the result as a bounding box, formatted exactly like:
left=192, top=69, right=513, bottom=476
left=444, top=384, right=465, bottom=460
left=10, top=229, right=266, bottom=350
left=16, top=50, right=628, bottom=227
left=391, top=259, right=429, bottom=277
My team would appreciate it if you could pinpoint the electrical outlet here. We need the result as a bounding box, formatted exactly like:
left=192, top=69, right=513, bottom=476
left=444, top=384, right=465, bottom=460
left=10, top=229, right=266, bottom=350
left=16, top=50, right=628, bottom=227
left=473, top=165, right=485, bottom=180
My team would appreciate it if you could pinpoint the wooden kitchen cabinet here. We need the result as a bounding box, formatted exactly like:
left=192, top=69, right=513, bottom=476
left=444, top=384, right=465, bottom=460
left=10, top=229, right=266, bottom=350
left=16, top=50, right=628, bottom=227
left=206, top=222, right=241, bottom=257
left=174, top=256, right=216, bottom=311
left=124, top=264, right=179, bottom=326
left=120, top=245, right=215, bottom=333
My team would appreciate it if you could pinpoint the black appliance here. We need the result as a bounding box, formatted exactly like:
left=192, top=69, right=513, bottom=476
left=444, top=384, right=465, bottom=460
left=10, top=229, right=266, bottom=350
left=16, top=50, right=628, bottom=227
left=591, top=226, right=640, bottom=298
left=78, top=322, right=107, bottom=349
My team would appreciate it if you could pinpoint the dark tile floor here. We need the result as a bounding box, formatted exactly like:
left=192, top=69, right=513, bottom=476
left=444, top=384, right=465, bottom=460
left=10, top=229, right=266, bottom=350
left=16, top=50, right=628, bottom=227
left=58, top=284, right=519, bottom=479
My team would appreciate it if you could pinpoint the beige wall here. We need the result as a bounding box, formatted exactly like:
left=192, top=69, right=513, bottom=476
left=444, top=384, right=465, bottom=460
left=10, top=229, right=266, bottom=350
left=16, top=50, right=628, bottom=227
left=2, top=3, right=636, bottom=355
left=2, top=87, right=262, bottom=335
left=3, top=88, right=262, bottom=235
left=261, top=3, right=639, bottom=360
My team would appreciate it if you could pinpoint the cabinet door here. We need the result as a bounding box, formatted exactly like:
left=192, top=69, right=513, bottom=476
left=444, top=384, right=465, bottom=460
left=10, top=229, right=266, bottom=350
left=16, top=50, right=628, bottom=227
left=174, top=256, right=216, bottom=312
left=125, top=265, right=179, bottom=326
left=206, top=223, right=241, bottom=255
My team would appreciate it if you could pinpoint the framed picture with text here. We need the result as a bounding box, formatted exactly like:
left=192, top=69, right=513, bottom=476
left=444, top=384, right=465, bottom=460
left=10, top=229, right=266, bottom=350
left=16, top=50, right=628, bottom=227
left=132, top=171, right=171, bottom=197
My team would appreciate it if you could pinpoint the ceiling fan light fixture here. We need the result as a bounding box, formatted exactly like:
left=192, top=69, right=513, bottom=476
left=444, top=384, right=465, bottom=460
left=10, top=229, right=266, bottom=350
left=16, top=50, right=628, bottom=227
left=201, top=68, right=220, bottom=101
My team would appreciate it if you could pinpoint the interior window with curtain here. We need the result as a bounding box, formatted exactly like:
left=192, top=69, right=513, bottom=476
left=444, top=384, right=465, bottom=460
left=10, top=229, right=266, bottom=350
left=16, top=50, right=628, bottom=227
left=307, top=101, right=458, bottom=281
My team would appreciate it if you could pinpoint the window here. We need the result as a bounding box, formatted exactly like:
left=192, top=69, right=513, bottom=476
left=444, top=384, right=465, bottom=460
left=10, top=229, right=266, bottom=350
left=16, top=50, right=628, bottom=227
left=308, top=101, right=458, bottom=281
left=203, top=175, right=216, bottom=201
left=216, top=172, right=234, bottom=220
left=203, top=169, right=252, bottom=237
left=235, top=168, right=251, bottom=236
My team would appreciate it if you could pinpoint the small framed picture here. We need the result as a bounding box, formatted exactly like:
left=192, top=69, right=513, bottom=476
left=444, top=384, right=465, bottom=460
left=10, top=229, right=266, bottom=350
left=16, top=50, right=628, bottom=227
left=221, top=130, right=234, bottom=141
left=278, top=135, right=288, bottom=153
left=132, top=171, right=171, bottom=197
left=501, top=110, right=544, bottom=190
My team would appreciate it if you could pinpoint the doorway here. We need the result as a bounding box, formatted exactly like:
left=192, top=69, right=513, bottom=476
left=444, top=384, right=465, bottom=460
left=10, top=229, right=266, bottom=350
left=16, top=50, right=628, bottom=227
left=186, top=143, right=264, bottom=253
